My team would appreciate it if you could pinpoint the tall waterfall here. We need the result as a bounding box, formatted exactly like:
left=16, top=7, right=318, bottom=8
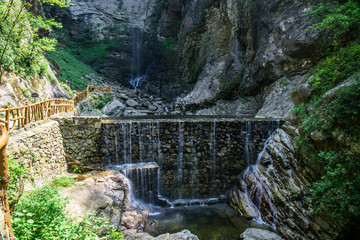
left=102, top=119, right=281, bottom=207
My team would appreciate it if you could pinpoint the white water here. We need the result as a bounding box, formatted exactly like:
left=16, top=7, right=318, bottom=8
left=177, top=121, right=184, bottom=199
left=240, top=127, right=278, bottom=229
left=104, top=120, right=281, bottom=213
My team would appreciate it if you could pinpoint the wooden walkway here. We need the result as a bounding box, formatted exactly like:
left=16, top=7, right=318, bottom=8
left=0, top=85, right=110, bottom=132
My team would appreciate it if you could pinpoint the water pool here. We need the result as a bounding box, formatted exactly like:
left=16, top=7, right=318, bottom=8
left=145, top=204, right=256, bottom=240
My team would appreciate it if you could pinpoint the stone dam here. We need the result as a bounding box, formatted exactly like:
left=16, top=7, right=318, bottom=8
left=55, top=116, right=282, bottom=206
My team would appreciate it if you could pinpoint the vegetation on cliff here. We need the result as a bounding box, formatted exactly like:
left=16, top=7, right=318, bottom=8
left=0, top=0, right=71, bottom=83
left=293, top=0, right=360, bottom=233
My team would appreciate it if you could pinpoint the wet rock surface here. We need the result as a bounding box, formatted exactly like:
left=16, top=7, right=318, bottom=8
left=228, top=123, right=341, bottom=239
left=123, top=229, right=199, bottom=240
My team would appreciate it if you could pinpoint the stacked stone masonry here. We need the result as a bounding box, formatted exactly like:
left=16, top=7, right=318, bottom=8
left=7, top=120, right=67, bottom=187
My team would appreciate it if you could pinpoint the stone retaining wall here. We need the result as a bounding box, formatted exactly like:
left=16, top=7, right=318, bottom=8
left=53, top=117, right=103, bottom=165
left=7, top=120, right=67, bottom=187
left=49, top=116, right=281, bottom=203
left=102, top=119, right=281, bottom=202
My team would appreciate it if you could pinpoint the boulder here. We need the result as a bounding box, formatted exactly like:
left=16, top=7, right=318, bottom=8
left=103, top=99, right=126, bottom=116
left=61, top=170, right=146, bottom=230
left=240, top=228, right=284, bottom=240
left=126, top=98, right=139, bottom=108
left=291, top=84, right=312, bottom=105
left=122, top=229, right=199, bottom=240
left=61, top=186, right=113, bottom=219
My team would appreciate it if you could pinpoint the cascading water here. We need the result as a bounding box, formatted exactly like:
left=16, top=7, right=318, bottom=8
left=128, top=26, right=149, bottom=90
left=177, top=121, right=184, bottom=200
left=102, top=118, right=282, bottom=210
left=236, top=125, right=279, bottom=229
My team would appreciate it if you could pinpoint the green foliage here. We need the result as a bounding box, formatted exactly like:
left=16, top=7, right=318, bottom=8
left=163, top=37, right=177, bottom=55
left=21, top=87, right=31, bottom=98
left=150, top=0, right=167, bottom=30
left=60, top=81, right=75, bottom=97
left=51, top=175, right=74, bottom=188
left=307, top=0, right=360, bottom=44
left=12, top=184, right=67, bottom=238
left=308, top=41, right=360, bottom=95
left=88, top=93, right=113, bottom=110
left=8, top=157, right=29, bottom=204
left=293, top=0, right=360, bottom=226
left=47, top=44, right=98, bottom=91
left=66, top=39, right=119, bottom=62
left=12, top=184, right=125, bottom=240
left=0, top=0, right=70, bottom=82
left=311, top=151, right=360, bottom=222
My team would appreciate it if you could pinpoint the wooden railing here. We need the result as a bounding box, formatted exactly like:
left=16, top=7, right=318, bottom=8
left=0, top=85, right=111, bottom=132
left=0, top=99, right=74, bottom=132
left=73, top=85, right=111, bottom=107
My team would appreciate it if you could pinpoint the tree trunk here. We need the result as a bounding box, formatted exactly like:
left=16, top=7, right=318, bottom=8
left=0, top=124, right=14, bottom=238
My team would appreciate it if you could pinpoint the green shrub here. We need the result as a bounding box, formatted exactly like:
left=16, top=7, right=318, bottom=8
left=8, top=157, right=29, bottom=206
left=88, top=93, right=113, bottom=110
left=294, top=0, right=360, bottom=227
left=311, top=150, right=360, bottom=222
left=60, top=82, right=75, bottom=98
left=12, top=184, right=125, bottom=240
left=0, top=0, right=67, bottom=82
left=51, top=175, right=74, bottom=188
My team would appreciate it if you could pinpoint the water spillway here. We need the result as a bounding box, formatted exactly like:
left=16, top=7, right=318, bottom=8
left=102, top=117, right=282, bottom=205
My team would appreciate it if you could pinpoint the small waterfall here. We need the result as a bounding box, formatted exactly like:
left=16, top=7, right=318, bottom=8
left=104, top=124, right=112, bottom=165
left=190, top=123, right=197, bottom=199
left=114, top=162, right=159, bottom=205
left=210, top=121, right=217, bottom=195
left=177, top=121, right=184, bottom=199
left=240, top=128, right=278, bottom=229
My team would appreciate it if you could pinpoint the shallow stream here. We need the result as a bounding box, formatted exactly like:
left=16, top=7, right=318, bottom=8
left=145, top=204, right=256, bottom=240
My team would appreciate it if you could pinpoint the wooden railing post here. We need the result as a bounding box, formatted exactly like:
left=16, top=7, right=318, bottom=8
left=25, top=105, right=29, bottom=126
left=49, top=100, right=52, bottom=117
left=0, top=125, right=14, bottom=238
left=5, top=107, right=10, bottom=131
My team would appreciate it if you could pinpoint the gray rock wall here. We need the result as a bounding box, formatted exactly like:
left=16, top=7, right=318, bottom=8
left=7, top=120, right=67, bottom=187
left=171, top=0, right=329, bottom=117
left=53, top=117, right=103, bottom=166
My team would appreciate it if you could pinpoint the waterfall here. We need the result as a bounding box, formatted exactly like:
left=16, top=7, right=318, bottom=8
left=177, top=121, right=184, bottom=199
left=103, top=119, right=282, bottom=208
left=240, top=127, right=278, bottom=229
left=210, top=121, right=217, bottom=195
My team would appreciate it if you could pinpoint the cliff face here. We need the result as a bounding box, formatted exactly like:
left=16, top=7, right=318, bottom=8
left=227, top=124, right=341, bottom=239
left=168, top=0, right=328, bottom=117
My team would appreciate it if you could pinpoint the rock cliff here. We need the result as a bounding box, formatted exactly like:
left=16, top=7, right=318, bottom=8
left=169, top=0, right=328, bottom=117
left=227, top=123, right=341, bottom=239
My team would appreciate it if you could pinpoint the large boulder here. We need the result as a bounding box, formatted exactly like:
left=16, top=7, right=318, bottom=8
left=61, top=170, right=147, bottom=230
left=102, top=98, right=126, bottom=116
left=240, top=228, right=284, bottom=240
left=123, top=229, right=199, bottom=240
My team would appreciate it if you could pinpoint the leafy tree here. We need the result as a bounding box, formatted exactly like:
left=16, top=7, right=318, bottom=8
left=307, top=0, right=360, bottom=46
left=0, top=0, right=71, bottom=83
left=295, top=0, right=360, bottom=230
